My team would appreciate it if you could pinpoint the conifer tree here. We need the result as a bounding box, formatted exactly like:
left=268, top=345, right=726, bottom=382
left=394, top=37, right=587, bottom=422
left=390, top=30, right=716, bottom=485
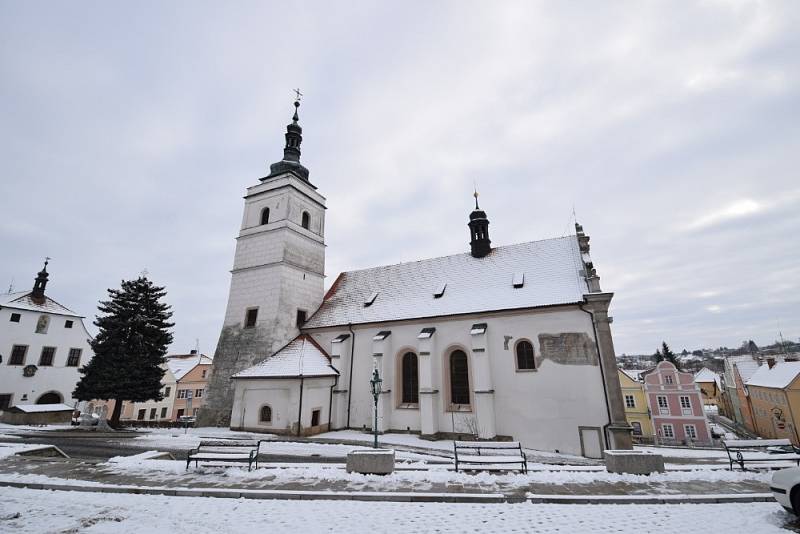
left=660, top=341, right=681, bottom=370
left=74, top=276, right=174, bottom=427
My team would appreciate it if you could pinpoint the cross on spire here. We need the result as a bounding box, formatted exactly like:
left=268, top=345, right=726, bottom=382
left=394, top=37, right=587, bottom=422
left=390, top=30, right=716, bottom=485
left=293, top=88, right=303, bottom=101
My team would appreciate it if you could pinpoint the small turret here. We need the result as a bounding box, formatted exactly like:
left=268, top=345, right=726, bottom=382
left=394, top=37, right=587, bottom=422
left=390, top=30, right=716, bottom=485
left=31, top=258, right=50, bottom=304
left=468, top=191, right=491, bottom=258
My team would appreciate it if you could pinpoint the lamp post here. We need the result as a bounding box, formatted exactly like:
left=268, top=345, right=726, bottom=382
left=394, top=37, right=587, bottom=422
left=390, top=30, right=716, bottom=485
left=370, top=366, right=382, bottom=448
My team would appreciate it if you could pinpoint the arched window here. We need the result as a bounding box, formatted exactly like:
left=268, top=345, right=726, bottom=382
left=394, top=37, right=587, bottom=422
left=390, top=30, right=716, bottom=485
left=260, top=207, right=270, bottom=225
left=260, top=405, right=272, bottom=423
left=449, top=350, right=470, bottom=405
left=301, top=211, right=310, bottom=230
left=36, top=391, right=62, bottom=404
left=516, top=340, right=535, bottom=370
left=401, top=352, right=419, bottom=404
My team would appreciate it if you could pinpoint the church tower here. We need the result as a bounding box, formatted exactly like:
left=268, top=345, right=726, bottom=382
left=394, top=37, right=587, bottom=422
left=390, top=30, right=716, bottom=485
left=199, top=99, right=326, bottom=426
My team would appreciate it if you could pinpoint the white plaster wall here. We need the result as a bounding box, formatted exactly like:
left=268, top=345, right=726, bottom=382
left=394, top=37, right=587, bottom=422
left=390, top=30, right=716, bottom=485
left=0, top=306, right=93, bottom=408
left=306, top=306, right=610, bottom=455
left=231, top=376, right=334, bottom=433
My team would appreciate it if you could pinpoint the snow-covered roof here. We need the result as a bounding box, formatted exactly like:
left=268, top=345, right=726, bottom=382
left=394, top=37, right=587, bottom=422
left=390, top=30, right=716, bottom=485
left=694, top=368, right=721, bottom=386
left=733, top=360, right=761, bottom=383
left=166, top=354, right=212, bottom=381
left=303, top=236, right=588, bottom=329
left=9, top=403, right=74, bottom=413
left=746, top=362, right=800, bottom=389
left=233, top=335, right=339, bottom=379
left=620, top=369, right=647, bottom=382
left=0, top=291, right=81, bottom=317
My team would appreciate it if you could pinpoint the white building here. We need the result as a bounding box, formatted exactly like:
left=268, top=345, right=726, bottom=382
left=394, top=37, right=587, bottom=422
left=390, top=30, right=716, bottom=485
left=0, top=262, right=93, bottom=410
left=202, top=101, right=632, bottom=457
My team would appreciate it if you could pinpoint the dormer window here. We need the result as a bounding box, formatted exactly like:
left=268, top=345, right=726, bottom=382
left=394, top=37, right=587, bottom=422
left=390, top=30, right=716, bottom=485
left=364, top=292, right=378, bottom=307
left=301, top=211, right=310, bottom=230
left=260, top=207, right=270, bottom=225
left=433, top=283, right=447, bottom=298
left=512, top=272, right=525, bottom=288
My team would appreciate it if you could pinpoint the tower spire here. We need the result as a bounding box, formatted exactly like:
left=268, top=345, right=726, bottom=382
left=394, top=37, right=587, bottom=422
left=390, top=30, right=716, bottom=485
left=468, top=191, right=491, bottom=258
left=264, top=91, right=310, bottom=182
left=31, top=257, right=50, bottom=304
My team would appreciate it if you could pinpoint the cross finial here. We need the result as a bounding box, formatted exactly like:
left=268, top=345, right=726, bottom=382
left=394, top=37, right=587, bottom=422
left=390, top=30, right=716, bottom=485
left=293, top=88, right=303, bottom=102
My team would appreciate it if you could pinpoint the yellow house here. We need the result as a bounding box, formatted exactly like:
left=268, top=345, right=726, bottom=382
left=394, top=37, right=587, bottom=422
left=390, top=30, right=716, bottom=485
left=618, top=369, right=653, bottom=440
left=694, top=367, right=721, bottom=407
left=745, top=362, right=800, bottom=445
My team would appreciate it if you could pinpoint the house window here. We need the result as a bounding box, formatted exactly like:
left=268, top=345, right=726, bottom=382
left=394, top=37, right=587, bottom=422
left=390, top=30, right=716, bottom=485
left=680, top=396, right=692, bottom=415
left=515, top=340, right=535, bottom=370
left=176, top=409, right=185, bottom=419
left=301, top=211, right=310, bottom=230
left=65, top=320, right=74, bottom=329
left=244, top=308, right=258, bottom=328
left=664, top=375, right=674, bottom=385
left=449, top=349, right=470, bottom=406
left=9, top=345, right=27, bottom=365
left=631, top=421, right=643, bottom=436
left=149, top=408, right=157, bottom=420
left=260, top=207, right=270, bottom=225
left=0, top=394, right=11, bottom=410
left=296, top=309, right=307, bottom=326
left=39, top=347, right=56, bottom=366
left=311, top=409, right=321, bottom=427
left=657, top=395, right=669, bottom=415
left=195, top=389, right=204, bottom=398
left=9, top=313, right=21, bottom=323
left=662, top=424, right=675, bottom=439
left=625, top=395, right=636, bottom=408
left=260, top=405, right=272, bottom=423
left=164, top=386, right=171, bottom=397
left=202, top=370, right=207, bottom=379
left=401, top=352, right=419, bottom=404
left=177, top=389, right=188, bottom=399
left=66, top=348, right=82, bottom=367
left=35, top=315, right=50, bottom=334
left=684, top=424, right=697, bottom=440
left=160, top=407, right=167, bottom=418
left=137, top=409, right=146, bottom=421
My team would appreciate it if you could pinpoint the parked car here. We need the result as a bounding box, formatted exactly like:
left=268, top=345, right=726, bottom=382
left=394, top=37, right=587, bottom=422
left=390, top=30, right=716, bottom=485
left=771, top=467, right=800, bottom=513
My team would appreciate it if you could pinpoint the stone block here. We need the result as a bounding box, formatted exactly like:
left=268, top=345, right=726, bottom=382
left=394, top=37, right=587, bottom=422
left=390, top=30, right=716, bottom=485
left=346, top=449, right=395, bottom=475
left=604, top=449, right=664, bottom=474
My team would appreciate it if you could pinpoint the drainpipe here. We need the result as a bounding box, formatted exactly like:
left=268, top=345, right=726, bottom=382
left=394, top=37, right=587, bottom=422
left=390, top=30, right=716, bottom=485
left=580, top=303, right=612, bottom=451
left=327, top=374, right=337, bottom=431
left=346, top=323, right=356, bottom=428
left=297, top=375, right=305, bottom=437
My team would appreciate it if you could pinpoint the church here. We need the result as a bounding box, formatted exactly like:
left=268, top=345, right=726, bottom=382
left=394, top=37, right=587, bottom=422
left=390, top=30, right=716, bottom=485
left=198, top=99, right=632, bottom=457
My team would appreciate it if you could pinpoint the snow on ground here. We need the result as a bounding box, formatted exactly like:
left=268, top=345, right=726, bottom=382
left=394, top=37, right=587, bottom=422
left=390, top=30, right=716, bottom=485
left=0, top=487, right=790, bottom=533
left=0, top=443, right=60, bottom=460
left=0, top=422, right=73, bottom=435
left=635, top=445, right=729, bottom=460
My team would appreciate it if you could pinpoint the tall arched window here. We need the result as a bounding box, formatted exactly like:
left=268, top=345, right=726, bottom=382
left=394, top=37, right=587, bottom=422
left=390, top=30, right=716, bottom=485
left=260, top=405, right=272, bottom=423
left=516, top=340, right=535, bottom=370
left=449, top=350, right=470, bottom=405
left=401, top=352, right=419, bottom=404
left=260, top=207, right=270, bottom=225
left=301, top=211, right=310, bottom=230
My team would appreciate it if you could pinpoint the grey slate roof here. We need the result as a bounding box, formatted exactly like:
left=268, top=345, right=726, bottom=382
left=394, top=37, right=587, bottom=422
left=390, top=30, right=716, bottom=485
left=303, top=236, right=589, bottom=329
left=0, top=291, right=81, bottom=317
left=233, top=335, right=338, bottom=379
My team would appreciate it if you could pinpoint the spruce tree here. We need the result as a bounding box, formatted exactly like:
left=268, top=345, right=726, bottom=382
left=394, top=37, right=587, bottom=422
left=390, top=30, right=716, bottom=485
left=660, top=341, right=681, bottom=370
left=74, top=276, right=174, bottom=427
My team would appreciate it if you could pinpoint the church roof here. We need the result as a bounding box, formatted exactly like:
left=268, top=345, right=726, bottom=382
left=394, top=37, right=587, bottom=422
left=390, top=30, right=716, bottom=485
left=0, top=291, right=81, bottom=317
left=303, top=236, right=588, bottom=329
left=232, top=335, right=338, bottom=379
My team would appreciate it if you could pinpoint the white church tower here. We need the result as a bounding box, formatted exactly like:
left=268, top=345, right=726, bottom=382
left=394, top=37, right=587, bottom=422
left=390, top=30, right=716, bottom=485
left=199, top=99, right=326, bottom=426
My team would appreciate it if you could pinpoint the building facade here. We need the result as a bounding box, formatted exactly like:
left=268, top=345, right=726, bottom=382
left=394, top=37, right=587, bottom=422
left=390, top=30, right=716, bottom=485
left=205, top=100, right=633, bottom=457
left=171, top=353, right=213, bottom=420
left=644, top=361, right=712, bottom=446
left=0, top=263, right=93, bottom=410
left=694, top=367, right=721, bottom=408
left=618, top=369, right=654, bottom=441
left=745, top=361, right=800, bottom=445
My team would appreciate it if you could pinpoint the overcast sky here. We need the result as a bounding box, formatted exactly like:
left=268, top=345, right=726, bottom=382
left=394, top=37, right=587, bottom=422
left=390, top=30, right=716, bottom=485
left=1, top=1, right=798, bottom=356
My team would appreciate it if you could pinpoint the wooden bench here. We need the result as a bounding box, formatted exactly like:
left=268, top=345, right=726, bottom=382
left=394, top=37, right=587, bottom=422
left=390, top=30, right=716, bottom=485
left=453, top=441, right=528, bottom=474
left=722, top=438, right=800, bottom=471
left=186, top=439, right=267, bottom=471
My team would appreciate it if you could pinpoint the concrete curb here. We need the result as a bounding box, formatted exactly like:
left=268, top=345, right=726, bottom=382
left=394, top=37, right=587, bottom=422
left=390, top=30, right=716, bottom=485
left=527, top=493, right=776, bottom=504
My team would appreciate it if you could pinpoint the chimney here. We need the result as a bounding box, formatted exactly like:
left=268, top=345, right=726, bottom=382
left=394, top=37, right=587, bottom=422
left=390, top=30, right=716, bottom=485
left=767, top=357, right=776, bottom=369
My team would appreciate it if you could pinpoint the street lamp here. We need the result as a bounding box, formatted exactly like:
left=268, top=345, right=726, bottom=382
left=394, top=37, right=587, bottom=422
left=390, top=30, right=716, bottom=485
left=370, top=366, right=382, bottom=448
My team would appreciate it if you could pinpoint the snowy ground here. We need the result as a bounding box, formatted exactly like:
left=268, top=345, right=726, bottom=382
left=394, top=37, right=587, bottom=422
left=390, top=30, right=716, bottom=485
left=0, top=487, right=792, bottom=533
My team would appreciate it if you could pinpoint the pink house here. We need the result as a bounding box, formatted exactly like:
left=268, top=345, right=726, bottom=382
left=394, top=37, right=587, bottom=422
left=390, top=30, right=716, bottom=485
left=644, top=361, right=712, bottom=446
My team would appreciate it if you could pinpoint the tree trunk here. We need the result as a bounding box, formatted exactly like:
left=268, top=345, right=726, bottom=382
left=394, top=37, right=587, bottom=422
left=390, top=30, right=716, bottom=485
left=110, top=397, right=124, bottom=428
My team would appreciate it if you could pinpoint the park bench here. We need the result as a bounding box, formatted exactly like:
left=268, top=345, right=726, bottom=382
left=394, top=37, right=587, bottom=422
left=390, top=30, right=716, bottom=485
left=453, top=441, right=528, bottom=474
left=722, top=438, right=800, bottom=471
left=186, top=439, right=267, bottom=471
